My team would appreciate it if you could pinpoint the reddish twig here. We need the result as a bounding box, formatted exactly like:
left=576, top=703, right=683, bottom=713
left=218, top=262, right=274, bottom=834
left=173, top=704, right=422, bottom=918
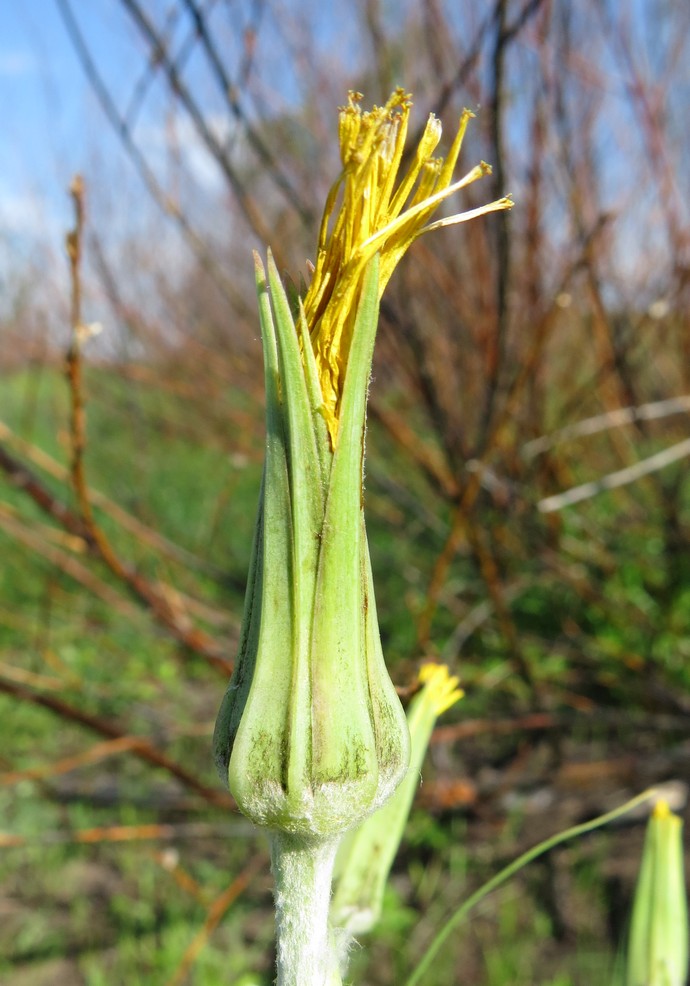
left=62, top=180, right=232, bottom=674
left=0, top=821, right=242, bottom=848
left=0, top=675, right=232, bottom=809
left=0, top=440, right=94, bottom=545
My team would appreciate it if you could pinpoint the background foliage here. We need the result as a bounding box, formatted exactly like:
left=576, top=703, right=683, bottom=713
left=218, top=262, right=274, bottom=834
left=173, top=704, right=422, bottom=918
left=1, top=1, right=689, bottom=983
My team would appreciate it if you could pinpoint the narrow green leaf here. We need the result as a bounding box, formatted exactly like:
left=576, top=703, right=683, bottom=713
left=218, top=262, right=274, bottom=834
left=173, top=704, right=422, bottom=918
left=405, top=789, right=660, bottom=986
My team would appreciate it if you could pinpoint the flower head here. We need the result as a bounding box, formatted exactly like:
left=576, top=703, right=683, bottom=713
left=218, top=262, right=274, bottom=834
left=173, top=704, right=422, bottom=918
left=213, top=90, right=513, bottom=986
left=302, top=88, right=513, bottom=445
left=214, top=91, right=509, bottom=842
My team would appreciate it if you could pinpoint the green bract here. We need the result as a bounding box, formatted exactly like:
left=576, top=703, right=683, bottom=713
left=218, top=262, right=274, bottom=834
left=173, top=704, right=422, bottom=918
left=213, top=252, right=410, bottom=839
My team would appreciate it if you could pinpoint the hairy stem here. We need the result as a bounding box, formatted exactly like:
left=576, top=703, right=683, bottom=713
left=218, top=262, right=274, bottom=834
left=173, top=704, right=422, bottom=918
left=271, top=832, right=342, bottom=986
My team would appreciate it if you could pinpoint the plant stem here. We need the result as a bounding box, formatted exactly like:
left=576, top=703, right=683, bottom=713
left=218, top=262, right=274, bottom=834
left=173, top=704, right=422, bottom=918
left=271, top=832, right=342, bottom=986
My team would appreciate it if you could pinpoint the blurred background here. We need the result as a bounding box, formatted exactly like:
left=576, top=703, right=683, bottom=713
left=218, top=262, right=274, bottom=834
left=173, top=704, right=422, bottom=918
left=1, top=1, right=689, bottom=983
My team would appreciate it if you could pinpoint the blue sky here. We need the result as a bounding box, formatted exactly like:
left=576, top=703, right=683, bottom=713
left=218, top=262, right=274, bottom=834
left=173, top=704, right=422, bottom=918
left=0, top=0, right=370, bottom=264
left=2, top=4, right=124, bottom=245
left=1, top=0, right=688, bottom=313
left=0, top=0, right=400, bottom=332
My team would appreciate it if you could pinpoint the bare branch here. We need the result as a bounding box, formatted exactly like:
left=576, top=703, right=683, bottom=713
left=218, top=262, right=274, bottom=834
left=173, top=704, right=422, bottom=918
left=539, top=437, right=690, bottom=513
left=179, top=0, right=312, bottom=222
left=525, top=396, right=690, bottom=458
left=0, top=676, right=233, bottom=809
left=55, top=0, right=247, bottom=308
left=63, top=180, right=232, bottom=673
left=118, top=0, right=282, bottom=251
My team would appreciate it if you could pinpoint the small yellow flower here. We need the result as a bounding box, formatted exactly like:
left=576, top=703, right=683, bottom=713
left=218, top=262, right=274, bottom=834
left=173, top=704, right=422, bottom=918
left=418, top=662, right=465, bottom=716
left=302, top=88, right=513, bottom=445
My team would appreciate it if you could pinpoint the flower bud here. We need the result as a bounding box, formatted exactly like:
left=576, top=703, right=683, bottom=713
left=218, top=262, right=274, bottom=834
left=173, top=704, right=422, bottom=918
left=331, top=664, right=463, bottom=937
left=214, top=89, right=512, bottom=843
left=213, top=253, right=409, bottom=838
left=626, top=799, right=688, bottom=986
